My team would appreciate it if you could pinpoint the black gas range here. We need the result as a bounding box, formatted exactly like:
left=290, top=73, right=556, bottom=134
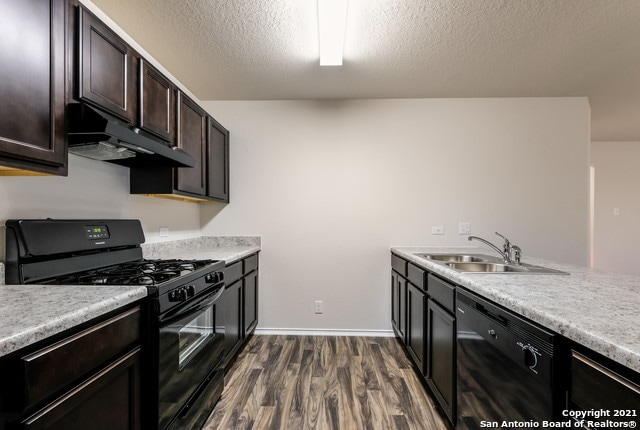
left=5, top=219, right=227, bottom=430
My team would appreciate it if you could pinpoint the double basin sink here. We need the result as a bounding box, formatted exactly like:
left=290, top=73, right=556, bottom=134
left=416, top=253, right=568, bottom=274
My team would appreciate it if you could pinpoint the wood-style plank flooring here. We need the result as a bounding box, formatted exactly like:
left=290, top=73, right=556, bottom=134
left=203, top=335, right=449, bottom=430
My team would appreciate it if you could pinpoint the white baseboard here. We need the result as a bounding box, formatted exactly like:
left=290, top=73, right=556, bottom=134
left=253, top=327, right=396, bottom=337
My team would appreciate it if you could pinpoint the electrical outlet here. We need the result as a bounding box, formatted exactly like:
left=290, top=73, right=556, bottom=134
left=458, top=222, right=471, bottom=235
left=159, top=227, right=169, bottom=237
left=431, top=226, right=445, bottom=235
left=314, top=300, right=323, bottom=314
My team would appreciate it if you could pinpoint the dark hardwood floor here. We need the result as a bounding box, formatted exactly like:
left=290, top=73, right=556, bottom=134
left=203, top=335, right=449, bottom=430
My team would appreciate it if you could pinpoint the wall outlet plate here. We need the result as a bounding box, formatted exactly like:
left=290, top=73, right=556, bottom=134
left=431, top=226, right=445, bottom=235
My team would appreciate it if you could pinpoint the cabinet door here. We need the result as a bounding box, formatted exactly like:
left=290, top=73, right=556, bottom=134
left=176, top=92, right=206, bottom=195
left=426, top=299, right=456, bottom=424
left=139, top=59, right=175, bottom=142
left=392, top=274, right=407, bottom=342
left=77, top=6, right=137, bottom=123
left=8, top=307, right=140, bottom=412
left=0, top=0, right=67, bottom=175
left=18, top=348, right=141, bottom=430
left=391, top=272, right=400, bottom=335
left=407, top=283, right=426, bottom=375
left=243, top=271, right=258, bottom=338
left=206, top=117, right=230, bottom=202
left=223, top=280, right=243, bottom=360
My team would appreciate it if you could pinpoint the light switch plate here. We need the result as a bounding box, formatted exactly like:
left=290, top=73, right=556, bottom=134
left=458, top=222, right=471, bottom=235
left=431, top=226, right=445, bottom=235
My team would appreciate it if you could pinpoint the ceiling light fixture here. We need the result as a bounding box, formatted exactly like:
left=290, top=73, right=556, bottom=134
left=317, top=0, right=348, bottom=66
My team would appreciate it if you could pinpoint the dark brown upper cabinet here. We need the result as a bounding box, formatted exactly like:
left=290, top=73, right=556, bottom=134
left=129, top=97, right=230, bottom=203
left=176, top=92, right=207, bottom=195
left=139, top=59, right=175, bottom=143
left=207, top=117, right=230, bottom=202
left=77, top=6, right=137, bottom=123
left=0, top=0, right=68, bottom=176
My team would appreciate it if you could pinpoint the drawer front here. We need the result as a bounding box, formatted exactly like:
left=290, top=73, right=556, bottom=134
left=244, top=253, right=259, bottom=274
left=407, top=263, right=426, bottom=290
left=19, top=347, right=141, bottom=430
left=571, top=351, right=640, bottom=412
left=20, top=306, right=140, bottom=410
left=391, top=254, right=407, bottom=277
left=427, top=274, right=455, bottom=313
left=225, top=260, right=243, bottom=285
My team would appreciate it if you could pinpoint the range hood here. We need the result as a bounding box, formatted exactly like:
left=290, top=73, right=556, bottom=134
left=67, top=103, right=195, bottom=168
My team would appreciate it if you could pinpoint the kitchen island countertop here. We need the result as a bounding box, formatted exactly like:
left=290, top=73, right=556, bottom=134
left=391, top=246, right=640, bottom=373
left=0, top=236, right=261, bottom=358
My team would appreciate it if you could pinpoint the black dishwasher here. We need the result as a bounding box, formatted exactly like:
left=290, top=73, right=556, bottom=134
left=456, top=288, right=565, bottom=429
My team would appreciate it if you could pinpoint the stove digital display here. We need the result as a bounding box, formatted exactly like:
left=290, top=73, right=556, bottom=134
left=85, top=225, right=110, bottom=240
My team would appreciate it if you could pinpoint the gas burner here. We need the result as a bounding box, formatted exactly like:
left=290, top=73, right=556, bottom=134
left=42, top=258, right=216, bottom=286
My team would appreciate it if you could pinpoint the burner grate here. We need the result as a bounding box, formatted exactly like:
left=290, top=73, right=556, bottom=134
left=42, top=259, right=215, bottom=286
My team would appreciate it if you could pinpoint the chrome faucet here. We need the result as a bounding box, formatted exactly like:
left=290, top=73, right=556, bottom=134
left=468, top=231, right=521, bottom=264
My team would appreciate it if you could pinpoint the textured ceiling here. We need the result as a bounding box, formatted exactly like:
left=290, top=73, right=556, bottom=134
left=89, top=0, right=640, bottom=141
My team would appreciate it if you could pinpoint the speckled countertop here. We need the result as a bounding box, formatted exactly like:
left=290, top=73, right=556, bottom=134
left=392, top=246, right=640, bottom=373
left=141, top=236, right=260, bottom=263
left=0, top=236, right=261, bottom=358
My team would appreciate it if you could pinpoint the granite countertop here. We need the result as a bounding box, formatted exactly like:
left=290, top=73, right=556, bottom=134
left=141, top=236, right=260, bottom=263
left=0, top=236, right=261, bottom=358
left=391, top=246, right=640, bottom=373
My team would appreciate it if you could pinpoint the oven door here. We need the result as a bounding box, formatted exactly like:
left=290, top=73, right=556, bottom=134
left=157, top=285, right=226, bottom=430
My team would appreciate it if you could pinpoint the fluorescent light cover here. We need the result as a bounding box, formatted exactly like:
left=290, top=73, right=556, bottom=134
left=317, top=0, right=348, bottom=66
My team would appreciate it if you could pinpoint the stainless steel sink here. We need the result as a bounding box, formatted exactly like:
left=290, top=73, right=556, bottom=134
left=415, top=253, right=568, bottom=274
left=445, top=262, right=529, bottom=272
left=415, top=253, right=495, bottom=263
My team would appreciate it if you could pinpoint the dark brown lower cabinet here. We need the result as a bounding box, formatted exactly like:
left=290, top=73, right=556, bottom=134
left=391, top=271, right=407, bottom=341
left=570, top=349, right=640, bottom=428
left=243, top=270, right=258, bottom=337
left=222, top=279, right=243, bottom=366
left=407, top=283, right=426, bottom=375
left=0, top=306, right=142, bottom=429
left=18, top=349, right=141, bottom=430
left=222, top=253, right=259, bottom=369
left=390, top=253, right=456, bottom=427
left=426, top=298, right=456, bottom=424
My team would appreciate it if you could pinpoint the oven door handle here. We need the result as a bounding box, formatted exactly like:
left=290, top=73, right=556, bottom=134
left=159, top=283, right=225, bottom=324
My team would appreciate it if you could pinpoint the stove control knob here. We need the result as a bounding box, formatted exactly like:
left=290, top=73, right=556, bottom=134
left=186, top=285, right=196, bottom=298
left=205, top=272, right=223, bottom=284
left=169, top=287, right=188, bottom=302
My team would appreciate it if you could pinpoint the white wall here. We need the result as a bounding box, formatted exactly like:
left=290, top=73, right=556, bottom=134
left=591, top=141, right=640, bottom=275
left=200, top=98, right=591, bottom=334
left=0, top=155, right=201, bottom=261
